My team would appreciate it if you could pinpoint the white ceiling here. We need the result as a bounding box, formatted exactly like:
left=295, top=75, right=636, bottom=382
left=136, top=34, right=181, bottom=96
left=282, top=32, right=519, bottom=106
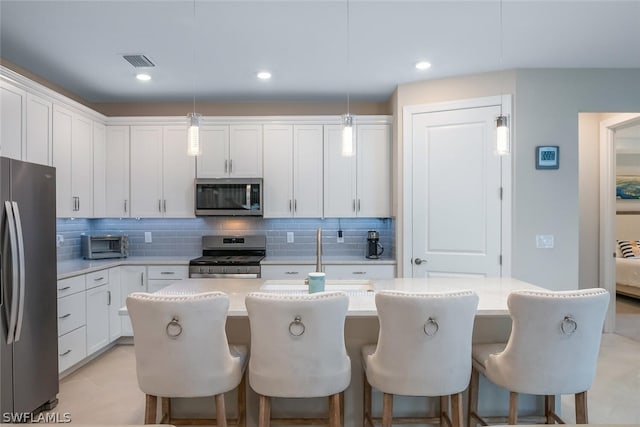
left=1, top=0, right=639, bottom=104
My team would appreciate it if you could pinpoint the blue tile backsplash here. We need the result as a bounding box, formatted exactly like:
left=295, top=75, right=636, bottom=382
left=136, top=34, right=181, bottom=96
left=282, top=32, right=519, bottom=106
left=56, top=217, right=395, bottom=262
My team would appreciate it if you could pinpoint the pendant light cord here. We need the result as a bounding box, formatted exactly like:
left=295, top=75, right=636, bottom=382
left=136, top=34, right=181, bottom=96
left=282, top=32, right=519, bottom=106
left=192, top=0, right=196, bottom=116
left=346, top=0, right=350, bottom=116
left=499, top=0, right=504, bottom=116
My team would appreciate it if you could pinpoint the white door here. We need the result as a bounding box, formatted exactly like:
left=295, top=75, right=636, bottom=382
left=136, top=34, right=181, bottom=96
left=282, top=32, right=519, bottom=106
left=130, top=126, right=163, bottom=217
left=53, top=105, right=73, bottom=216
left=105, top=126, right=130, bottom=217
left=162, top=126, right=195, bottom=218
left=85, top=284, right=109, bottom=355
left=324, top=124, right=357, bottom=217
left=71, top=114, right=94, bottom=217
left=0, top=80, right=25, bottom=160
left=293, top=125, right=323, bottom=217
left=357, top=124, right=391, bottom=217
left=197, top=125, right=229, bottom=178
left=412, top=106, right=502, bottom=277
left=263, top=124, right=293, bottom=217
left=229, top=124, right=263, bottom=177
left=92, top=121, right=106, bottom=217
left=25, top=93, right=52, bottom=166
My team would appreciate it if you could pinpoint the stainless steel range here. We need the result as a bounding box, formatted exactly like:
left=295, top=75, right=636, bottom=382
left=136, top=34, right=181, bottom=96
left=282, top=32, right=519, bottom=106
left=189, top=235, right=266, bottom=278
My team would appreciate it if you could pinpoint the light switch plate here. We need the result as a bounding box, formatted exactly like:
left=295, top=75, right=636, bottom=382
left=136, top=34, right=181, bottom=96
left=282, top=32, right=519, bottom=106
left=536, top=234, right=554, bottom=249
left=287, top=232, right=294, bottom=243
left=145, top=232, right=152, bottom=243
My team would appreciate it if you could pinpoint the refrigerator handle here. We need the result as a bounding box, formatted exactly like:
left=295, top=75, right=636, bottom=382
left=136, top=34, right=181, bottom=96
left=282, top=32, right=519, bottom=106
left=12, top=202, right=26, bottom=342
left=3, top=201, right=19, bottom=344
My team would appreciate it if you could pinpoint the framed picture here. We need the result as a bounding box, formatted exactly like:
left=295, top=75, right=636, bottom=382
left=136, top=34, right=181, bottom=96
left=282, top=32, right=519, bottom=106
left=616, top=175, right=640, bottom=212
left=535, top=146, right=559, bottom=169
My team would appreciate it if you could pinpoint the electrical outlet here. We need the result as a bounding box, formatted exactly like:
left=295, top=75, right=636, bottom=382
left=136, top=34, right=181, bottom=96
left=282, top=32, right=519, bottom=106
left=536, top=234, right=554, bottom=249
left=287, top=232, right=294, bottom=243
left=337, top=230, right=344, bottom=243
left=145, top=232, right=152, bottom=243
left=56, top=234, right=64, bottom=247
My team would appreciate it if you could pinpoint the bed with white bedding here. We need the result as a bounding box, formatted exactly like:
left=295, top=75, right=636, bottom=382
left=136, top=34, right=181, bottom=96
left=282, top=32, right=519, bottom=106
left=616, top=256, right=640, bottom=298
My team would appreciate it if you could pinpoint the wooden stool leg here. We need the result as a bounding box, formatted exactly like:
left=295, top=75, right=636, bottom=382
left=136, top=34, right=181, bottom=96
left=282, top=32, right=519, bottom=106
left=161, top=397, right=171, bottom=423
left=237, top=373, right=247, bottom=427
left=363, top=377, right=372, bottom=427
left=215, top=394, right=228, bottom=427
left=545, top=395, right=555, bottom=423
left=440, top=395, right=449, bottom=427
left=467, top=367, right=480, bottom=427
left=575, top=391, right=588, bottom=424
left=258, top=395, right=271, bottom=427
left=144, top=394, right=157, bottom=424
left=451, top=393, right=463, bottom=427
left=382, top=393, right=393, bottom=427
left=329, top=393, right=341, bottom=427
left=340, top=391, right=345, bottom=427
left=508, top=391, right=518, bottom=425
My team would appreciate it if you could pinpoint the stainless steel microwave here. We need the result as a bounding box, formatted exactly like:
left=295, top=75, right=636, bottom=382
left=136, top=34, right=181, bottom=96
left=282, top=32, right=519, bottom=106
left=81, top=234, right=129, bottom=259
left=195, top=178, right=263, bottom=216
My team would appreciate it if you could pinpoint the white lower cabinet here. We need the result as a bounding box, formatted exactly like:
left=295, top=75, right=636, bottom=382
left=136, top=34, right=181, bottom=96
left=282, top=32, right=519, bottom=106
left=120, top=265, right=147, bottom=336
left=57, top=326, right=87, bottom=374
left=57, top=276, right=87, bottom=374
left=261, top=264, right=315, bottom=280
left=147, top=265, right=188, bottom=293
left=85, top=284, right=109, bottom=355
left=323, top=264, right=395, bottom=280
left=108, top=267, right=122, bottom=342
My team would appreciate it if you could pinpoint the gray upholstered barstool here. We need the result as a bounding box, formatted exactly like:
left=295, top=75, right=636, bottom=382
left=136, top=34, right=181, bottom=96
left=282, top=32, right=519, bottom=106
left=362, top=290, right=479, bottom=427
left=127, top=291, right=247, bottom=426
left=467, top=288, right=609, bottom=426
left=245, top=291, right=351, bottom=427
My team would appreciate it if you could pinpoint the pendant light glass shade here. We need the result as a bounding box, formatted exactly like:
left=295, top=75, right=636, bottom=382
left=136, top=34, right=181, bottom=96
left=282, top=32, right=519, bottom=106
left=187, top=112, right=201, bottom=156
left=341, top=114, right=355, bottom=157
left=496, top=115, right=510, bottom=155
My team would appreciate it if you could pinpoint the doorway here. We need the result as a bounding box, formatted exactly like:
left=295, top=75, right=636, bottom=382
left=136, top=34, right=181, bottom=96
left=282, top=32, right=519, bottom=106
left=402, top=96, right=512, bottom=277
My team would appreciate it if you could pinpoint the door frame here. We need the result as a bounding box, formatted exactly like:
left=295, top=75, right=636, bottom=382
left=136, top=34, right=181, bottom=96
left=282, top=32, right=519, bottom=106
left=401, top=95, right=512, bottom=277
left=599, top=112, right=640, bottom=333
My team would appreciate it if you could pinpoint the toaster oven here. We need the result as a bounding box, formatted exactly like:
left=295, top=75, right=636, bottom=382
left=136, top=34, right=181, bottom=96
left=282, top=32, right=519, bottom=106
left=81, top=234, right=129, bottom=259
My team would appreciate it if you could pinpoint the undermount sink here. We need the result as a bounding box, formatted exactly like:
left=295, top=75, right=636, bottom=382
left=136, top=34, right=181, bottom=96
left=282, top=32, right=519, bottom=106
left=260, top=279, right=375, bottom=294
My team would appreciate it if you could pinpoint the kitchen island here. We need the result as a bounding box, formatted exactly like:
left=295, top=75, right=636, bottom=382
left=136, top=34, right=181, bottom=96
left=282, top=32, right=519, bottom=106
left=124, top=276, right=547, bottom=427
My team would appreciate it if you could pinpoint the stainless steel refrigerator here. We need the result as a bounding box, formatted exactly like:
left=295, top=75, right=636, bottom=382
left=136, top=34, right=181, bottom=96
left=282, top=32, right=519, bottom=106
left=1, top=156, right=58, bottom=415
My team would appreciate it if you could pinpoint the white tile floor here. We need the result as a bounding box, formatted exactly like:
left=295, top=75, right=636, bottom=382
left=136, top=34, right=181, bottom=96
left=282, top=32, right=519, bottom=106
left=54, top=296, right=640, bottom=425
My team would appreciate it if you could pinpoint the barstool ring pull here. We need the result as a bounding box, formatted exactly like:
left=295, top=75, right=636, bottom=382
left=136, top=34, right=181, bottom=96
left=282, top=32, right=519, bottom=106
left=561, top=315, right=578, bottom=335
left=166, top=316, right=183, bottom=338
left=423, top=317, right=439, bottom=336
left=289, top=315, right=305, bottom=336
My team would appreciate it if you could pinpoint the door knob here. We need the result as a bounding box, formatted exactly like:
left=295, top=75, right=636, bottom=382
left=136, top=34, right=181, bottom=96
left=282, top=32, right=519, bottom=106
left=414, top=258, right=426, bottom=265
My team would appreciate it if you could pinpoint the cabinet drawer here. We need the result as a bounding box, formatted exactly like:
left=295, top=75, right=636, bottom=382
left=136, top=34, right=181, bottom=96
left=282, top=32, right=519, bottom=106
left=323, top=264, right=395, bottom=280
left=261, top=264, right=315, bottom=279
left=57, top=292, right=86, bottom=336
left=58, top=326, right=87, bottom=373
left=147, top=265, right=188, bottom=280
left=85, top=270, right=109, bottom=289
left=57, top=275, right=85, bottom=296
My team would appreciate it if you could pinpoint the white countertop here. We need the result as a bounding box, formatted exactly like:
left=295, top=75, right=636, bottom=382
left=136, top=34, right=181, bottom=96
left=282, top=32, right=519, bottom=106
left=57, top=256, right=193, bottom=279
left=261, top=256, right=396, bottom=265
left=121, top=276, right=545, bottom=317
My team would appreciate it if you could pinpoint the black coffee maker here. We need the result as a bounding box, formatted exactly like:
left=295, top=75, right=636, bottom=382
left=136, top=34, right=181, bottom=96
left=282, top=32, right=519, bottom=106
left=366, top=230, right=384, bottom=259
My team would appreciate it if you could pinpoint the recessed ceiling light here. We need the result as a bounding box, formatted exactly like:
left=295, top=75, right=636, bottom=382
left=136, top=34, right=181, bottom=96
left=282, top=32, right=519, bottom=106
left=415, top=61, right=432, bottom=71
left=136, top=73, right=151, bottom=81
left=257, top=71, right=272, bottom=80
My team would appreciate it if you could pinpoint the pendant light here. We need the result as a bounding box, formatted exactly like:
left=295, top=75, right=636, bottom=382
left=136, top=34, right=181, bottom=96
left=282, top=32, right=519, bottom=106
left=187, top=0, right=201, bottom=156
left=496, top=0, right=510, bottom=156
left=341, top=0, right=355, bottom=157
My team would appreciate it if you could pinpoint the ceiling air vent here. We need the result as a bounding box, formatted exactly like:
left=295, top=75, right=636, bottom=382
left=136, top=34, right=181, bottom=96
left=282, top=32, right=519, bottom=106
left=122, top=54, right=155, bottom=68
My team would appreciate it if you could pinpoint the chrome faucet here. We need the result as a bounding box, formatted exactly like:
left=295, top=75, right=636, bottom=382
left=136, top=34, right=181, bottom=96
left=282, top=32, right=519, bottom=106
left=316, top=228, right=323, bottom=272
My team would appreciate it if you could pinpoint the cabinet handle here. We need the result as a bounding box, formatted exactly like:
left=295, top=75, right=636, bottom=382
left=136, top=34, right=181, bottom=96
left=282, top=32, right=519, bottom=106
left=58, top=286, right=71, bottom=292
left=107, top=290, right=111, bottom=306
left=229, top=159, right=233, bottom=173
left=158, top=200, right=162, bottom=212
left=160, top=271, right=175, bottom=275
left=94, top=277, right=104, bottom=282
left=289, top=200, right=292, bottom=212
left=59, top=349, right=72, bottom=357
left=285, top=271, right=299, bottom=275
left=163, top=200, right=167, bottom=213
left=352, top=271, right=366, bottom=275
left=124, top=199, right=128, bottom=213
left=73, top=196, right=79, bottom=212
left=352, top=199, right=356, bottom=212
left=224, top=160, right=228, bottom=173
left=58, top=313, right=71, bottom=319
left=78, top=197, right=80, bottom=211
left=140, top=273, right=144, bottom=287
left=294, top=199, right=297, bottom=212
left=357, top=199, right=361, bottom=212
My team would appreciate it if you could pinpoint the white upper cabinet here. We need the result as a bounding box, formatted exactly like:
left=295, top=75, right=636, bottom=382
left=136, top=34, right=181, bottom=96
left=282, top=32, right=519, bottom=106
left=104, top=126, right=130, bottom=217
left=92, top=121, right=106, bottom=217
left=25, top=93, right=52, bottom=165
left=263, top=124, right=323, bottom=218
left=0, top=80, right=26, bottom=160
left=53, top=104, right=94, bottom=217
left=197, top=124, right=262, bottom=177
left=130, top=125, right=195, bottom=218
left=324, top=123, right=391, bottom=218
